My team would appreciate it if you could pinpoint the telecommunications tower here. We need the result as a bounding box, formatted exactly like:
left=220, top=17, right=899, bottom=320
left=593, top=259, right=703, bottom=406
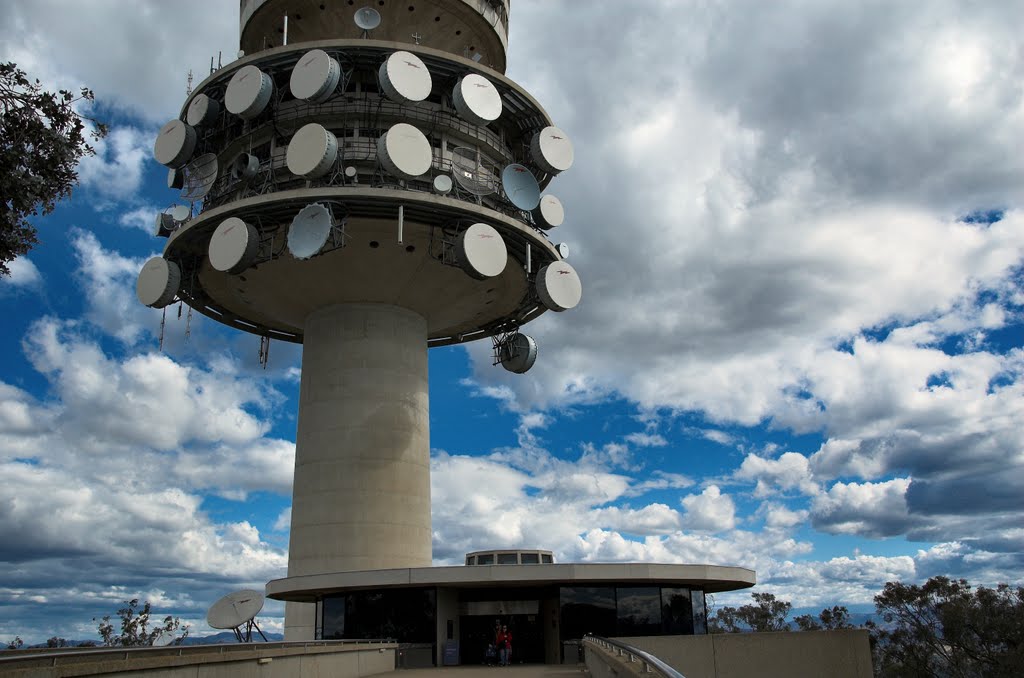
left=140, top=0, right=580, bottom=639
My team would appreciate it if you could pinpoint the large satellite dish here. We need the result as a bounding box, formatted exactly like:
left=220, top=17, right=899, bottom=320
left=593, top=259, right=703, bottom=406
left=535, top=261, right=582, bottom=312
left=455, top=223, right=507, bottom=279
left=287, top=123, right=338, bottom=179
left=501, top=164, right=541, bottom=211
left=287, top=203, right=333, bottom=259
left=225, top=65, right=274, bottom=119
left=379, top=51, right=432, bottom=103
left=136, top=257, right=181, bottom=308
left=450, top=147, right=497, bottom=196
left=290, top=49, right=341, bottom=103
left=186, top=93, right=220, bottom=128
left=530, top=126, right=574, bottom=175
left=181, top=153, right=219, bottom=201
left=453, top=74, right=502, bottom=125
left=153, top=119, right=197, bottom=169
left=207, top=590, right=268, bottom=643
left=377, top=123, right=432, bottom=180
left=209, top=217, right=259, bottom=274
left=499, top=333, right=538, bottom=374
left=354, top=7, right=381, bottom=31
left=532, top=194, right=564, bottom=230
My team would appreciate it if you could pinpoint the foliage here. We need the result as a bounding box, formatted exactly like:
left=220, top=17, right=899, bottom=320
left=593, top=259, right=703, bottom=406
left=0, top=61, right=107, bottom=276
left=709, top=592, right=792, bottom=633
left=794, top=605, right=854, bottom=631
left=46, top=636, right=68, bottom=648
left=870, top=576, right=1024, bottom=677
left=4, top=636, right=23, bottom=650
left=94, top=599, right=189, bottom=647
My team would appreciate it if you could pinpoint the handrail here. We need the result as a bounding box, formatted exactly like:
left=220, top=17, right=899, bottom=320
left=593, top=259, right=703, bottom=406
left=583, top=635, right=686, bottom=678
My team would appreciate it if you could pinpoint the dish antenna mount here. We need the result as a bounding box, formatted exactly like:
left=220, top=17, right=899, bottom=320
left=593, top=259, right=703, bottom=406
left=354, top=7, right=381, bottom=37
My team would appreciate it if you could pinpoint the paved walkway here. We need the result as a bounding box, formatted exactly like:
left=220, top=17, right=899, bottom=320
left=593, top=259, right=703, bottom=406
left=376, top=665, right=589, bottom=678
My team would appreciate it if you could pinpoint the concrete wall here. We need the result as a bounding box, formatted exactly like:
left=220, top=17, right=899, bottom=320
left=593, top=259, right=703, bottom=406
left=0, top=642, right=397, bottom=678
left=608, top=631, right=873, bottom=678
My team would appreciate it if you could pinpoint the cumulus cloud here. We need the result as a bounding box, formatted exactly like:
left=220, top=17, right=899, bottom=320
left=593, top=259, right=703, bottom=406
left=734, top=451, right=818, bottom=498
left=1, top=258, right=42, bottom=289
left=680, top=486, right=737, bottom=532
left=811, top=478, right=913, bottom=538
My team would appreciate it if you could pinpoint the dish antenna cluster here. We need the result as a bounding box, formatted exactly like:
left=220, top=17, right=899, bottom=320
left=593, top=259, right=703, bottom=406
left=139, top=0, right=583, bottom=641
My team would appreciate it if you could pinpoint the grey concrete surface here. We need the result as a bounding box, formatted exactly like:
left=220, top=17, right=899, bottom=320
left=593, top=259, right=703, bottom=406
left=376, top=666, right=589, bottom=678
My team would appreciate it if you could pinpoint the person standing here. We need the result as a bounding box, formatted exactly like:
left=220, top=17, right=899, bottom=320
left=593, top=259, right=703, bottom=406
left=499, top=625, right=513, bottom=665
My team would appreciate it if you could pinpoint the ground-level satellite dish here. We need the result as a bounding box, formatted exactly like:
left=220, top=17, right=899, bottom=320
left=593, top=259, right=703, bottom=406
left=290, top=49, right=341, bottom=103
left=532, top=194, right=564, bottom=230
left=287, top=123, right=338, bottom=179
left=207, top=590, right=268, bottom=643
left=433, top=174, right=452, bottom=194
left=501, top=164, right=540, bottom=211
left=453, top=74, right=502, bottom=125
left=152, top=630, right=176, bottom=647
left=499, top=332, right=538, bottom=374
left=535, top=261, right=582, bottom=312
left=530, top=126, right=574, bottom=175
left=354, top=7, right=381, bottom=32
left=186, top=93, right=220, bottom=128
left=225, top=65, right=274, bottom=119
left=136, top=257, right=181, bottom=308
left=456, top=223, right=507, bottom=279
left=209, top=217, right=259, bottom=274
left=377, top=123, right=432, bottom=180
left=379, top=51, right=432, bottom=103
left=450, top=147, right=496, bottom=195
left=153, top=119, right=197, bottom=169
left=181, top=153, right=219, bottom=201
left=288, top=203, right=333, bottom=259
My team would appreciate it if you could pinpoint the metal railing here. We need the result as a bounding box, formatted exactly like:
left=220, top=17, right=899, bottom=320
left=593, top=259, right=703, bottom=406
left=583, top=635, right=687, bottom=678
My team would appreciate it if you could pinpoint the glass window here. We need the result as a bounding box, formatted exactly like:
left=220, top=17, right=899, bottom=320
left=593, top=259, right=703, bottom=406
left=560, top=587, right=616, bottom=640
left=466, top=556, right=476, bottom=565
left=660, top=588, right=693, bottom=635
left=477, top=553, right=494, bottom=565
left=321, top=587, right=436, bottom=644
left=520, top=553, right=539, bottom=564
left=497, top=553, right=518, bottom=565
left=617, top=587, right=661, bottom=636
left=691, top=590, right=707, bottom=635
left=321, top=596, right=346, bottom=640
left=541, top=554, right=553, bottom=563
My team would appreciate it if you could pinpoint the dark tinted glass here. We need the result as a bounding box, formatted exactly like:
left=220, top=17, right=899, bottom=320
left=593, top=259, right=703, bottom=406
left=477, top=553, right=494, bottom=565
left=322, top=596, right=345, bottom=639
left=560, top=587, right=616, bottom=640
left=660, top=588, right=693, bottom=635
left=520, top=553, right=539, bottom=564
left=616, top=587, right=661, bottom=636
left=497, top=553, right=518, bottom=564
left=321, top=587, right=436, bottom=643
left=541, top=554, right=552, bottom=563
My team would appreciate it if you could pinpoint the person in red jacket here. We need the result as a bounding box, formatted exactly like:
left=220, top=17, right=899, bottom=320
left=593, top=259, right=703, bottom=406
left=497, top=625, right=513, bottom=665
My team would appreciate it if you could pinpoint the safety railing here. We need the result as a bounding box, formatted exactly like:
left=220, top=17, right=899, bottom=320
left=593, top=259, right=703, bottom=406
left=583, top=635, right=686, bottom=678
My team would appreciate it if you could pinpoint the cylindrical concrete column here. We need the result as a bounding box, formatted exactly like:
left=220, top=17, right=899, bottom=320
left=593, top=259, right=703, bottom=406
left=288, top=303, right=432, bottom=577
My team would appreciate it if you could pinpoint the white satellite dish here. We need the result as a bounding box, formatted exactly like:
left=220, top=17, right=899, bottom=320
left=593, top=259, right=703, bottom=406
left=181, top=153, right=219, bottom=201
left=530, top=126, right=574, bottom=175
left=433, top=174, right=452, bottom=194
left=453, top=74, right=502, bottom=125
left=501, top=164, right=540, bottom=211
left=168, top=167, right=184, bottom=190
left=379, top=51, right=432, bottom=103
left=377, top=123, right=432, bottom=180
left=232, top=152, right=260, bottom=179
left=186, top=93, right=220, bottom=128
left=169, top=204, right=191, bottom=222
left=152, top=630, right=176, bottom=647
left=225, top=65, right=274, bottom=119
left=450, top=147, right=496, bottom=195
left=290, top=49, right=341, bottom=103
left=344, top=165, right=358, bottom=179
left=136, top=257, right=181, bottom=308
left=354, top=7, right=381, bottom=31
left=207, top=589, right=266, bottom=643
left=456, top=223, right=507, bottom=279
left=556, top=242, right=569, bottom=259
left=535, top=261, right=582, bottom=312
left=287, top=123, right=339, bottom=179
left=153, top=119, right=197, bottom=169
left=287, top=203, right=333, bottom=259
left=209, top=217, right=259, bottom=274
left=499, top=333, right=538, bottom=374
left=532, top=194, right=564, bottom=230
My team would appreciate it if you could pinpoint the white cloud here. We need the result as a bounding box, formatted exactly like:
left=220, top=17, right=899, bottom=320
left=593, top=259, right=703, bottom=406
left=811, top=478, right=913, bottom=538
left=1, top=258, right=42, bottom=288
left=77, top=125, right=154, bottom=200
left=680, top=485, right=737, bottom=532
left=735, top=451, right=818, bottom=498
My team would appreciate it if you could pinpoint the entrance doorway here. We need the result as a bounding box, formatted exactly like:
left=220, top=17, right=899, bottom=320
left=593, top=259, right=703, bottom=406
left=460, top=613, right=545, bottom=665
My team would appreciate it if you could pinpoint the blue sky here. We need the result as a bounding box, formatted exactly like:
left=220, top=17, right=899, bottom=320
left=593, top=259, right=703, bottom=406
left=2, top=0, right=1023, bottom=644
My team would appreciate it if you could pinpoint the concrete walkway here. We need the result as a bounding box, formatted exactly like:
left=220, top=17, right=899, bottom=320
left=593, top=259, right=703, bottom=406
left=377, top=665, right=589, bottom=678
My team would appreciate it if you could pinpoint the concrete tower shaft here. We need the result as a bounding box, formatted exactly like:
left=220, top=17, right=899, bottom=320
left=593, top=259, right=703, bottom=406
left=240, top=0, right=510, bottom=72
